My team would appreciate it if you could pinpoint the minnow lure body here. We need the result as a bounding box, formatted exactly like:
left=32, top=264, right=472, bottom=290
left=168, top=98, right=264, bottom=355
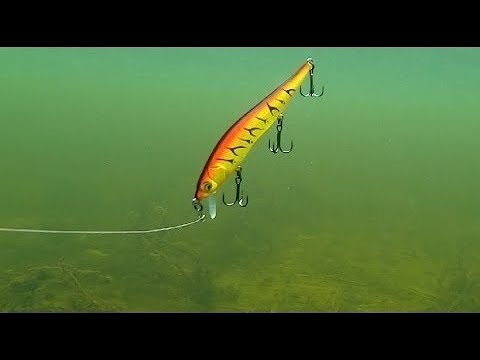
left=193, top=58, right=315, bottom=218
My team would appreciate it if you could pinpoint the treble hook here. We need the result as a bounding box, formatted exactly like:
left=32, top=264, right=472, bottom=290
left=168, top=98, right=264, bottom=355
left=269, top=113, right=293, bottom=154
left=300, top=57, right=325, bottom=97
left=222, top=166, right=248, bottom=207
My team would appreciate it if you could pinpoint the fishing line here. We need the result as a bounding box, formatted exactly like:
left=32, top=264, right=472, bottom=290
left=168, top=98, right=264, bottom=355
left=0, top=214, right=206, bottom=235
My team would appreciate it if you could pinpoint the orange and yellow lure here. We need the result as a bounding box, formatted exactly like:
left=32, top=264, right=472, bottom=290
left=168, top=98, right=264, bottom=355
left=192, top=57, right=322, bottom=219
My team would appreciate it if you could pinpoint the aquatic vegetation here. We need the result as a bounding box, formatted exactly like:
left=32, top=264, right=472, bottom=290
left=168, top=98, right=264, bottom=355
left=0, top=258, right=124, bottom=312
left=425, top=241, right=480, bottom=312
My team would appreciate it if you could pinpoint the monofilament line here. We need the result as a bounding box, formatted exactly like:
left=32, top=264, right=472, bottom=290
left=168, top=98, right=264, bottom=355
left=0, top=214, right=206, bottom=235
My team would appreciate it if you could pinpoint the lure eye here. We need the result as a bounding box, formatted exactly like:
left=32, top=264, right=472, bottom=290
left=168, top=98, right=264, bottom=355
left=203, top=182, right=212, bottom=192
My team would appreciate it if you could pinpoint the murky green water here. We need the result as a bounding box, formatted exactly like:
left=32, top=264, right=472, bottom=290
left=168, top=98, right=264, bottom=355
left=1, top=47, right=479, bottom=312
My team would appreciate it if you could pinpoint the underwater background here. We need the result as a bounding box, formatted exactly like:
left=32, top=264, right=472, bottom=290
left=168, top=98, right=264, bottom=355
left=0, top=47, right=479, bottom=312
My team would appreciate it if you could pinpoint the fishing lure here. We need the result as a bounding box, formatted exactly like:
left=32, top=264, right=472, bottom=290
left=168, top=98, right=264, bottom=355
left=192, top=57, right=324, bottom=219
left=0, top=57, right=323, bottom=236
